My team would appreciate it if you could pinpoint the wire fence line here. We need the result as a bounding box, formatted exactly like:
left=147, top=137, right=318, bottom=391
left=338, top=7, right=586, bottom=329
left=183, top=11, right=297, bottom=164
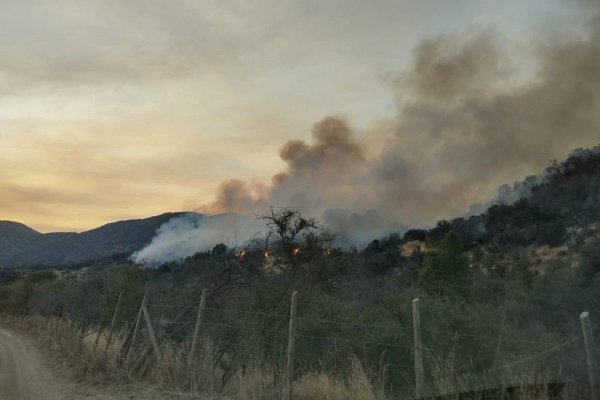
left=33, top=288, right=597, bottom=399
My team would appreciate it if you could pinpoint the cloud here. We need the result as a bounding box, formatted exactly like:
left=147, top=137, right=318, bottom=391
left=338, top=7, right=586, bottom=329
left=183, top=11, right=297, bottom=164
left=0, top=1, right=222, bottom=90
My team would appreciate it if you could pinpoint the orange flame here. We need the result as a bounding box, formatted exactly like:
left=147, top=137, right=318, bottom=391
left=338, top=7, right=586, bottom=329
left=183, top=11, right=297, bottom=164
left=292, top=247, right=301, bottom=255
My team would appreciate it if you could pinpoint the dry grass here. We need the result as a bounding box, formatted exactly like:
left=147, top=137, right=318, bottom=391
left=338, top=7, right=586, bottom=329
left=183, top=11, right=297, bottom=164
left=425, top=349, right=579, bottom=400
left=294, top=372, right=347, bottom=400
left=223, top=362, right=282, bottom=400
left=3, top=314, right=578, bottom=399
left=1, top=314, right=390, bottom=400
left=294, top=358, right=385, bottom=400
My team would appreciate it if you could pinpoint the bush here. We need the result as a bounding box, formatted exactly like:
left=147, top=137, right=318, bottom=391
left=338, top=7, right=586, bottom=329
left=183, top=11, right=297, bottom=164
left=419, top=232, right=471, bottom=299
left=27, top=270, right=56, bottom=283
left=536, top=221, right=567, bottom=247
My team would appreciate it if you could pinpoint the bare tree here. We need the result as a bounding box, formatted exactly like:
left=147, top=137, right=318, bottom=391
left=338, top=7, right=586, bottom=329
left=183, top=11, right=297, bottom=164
left=545, top=159, right=564, bottom=177
left=259, top=207, right=338, bottom=286
left=259, top=207, right=320, bottom=257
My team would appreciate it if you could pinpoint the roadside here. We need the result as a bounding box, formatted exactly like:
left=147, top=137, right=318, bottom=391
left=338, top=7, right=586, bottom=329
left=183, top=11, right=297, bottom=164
left=0, top=325, right=192, bottom=400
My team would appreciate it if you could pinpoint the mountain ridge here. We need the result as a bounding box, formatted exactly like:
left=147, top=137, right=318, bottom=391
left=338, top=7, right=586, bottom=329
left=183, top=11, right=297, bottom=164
left=0, top=212, right=197, bottom=268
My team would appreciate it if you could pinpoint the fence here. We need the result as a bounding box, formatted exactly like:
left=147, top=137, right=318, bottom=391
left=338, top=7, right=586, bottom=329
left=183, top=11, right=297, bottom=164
left=21, top=288, right=600, bottom=400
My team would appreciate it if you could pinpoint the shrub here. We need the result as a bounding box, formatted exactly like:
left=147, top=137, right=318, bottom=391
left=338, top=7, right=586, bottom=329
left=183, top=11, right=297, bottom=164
left=419, top=232, right=471, bottom=299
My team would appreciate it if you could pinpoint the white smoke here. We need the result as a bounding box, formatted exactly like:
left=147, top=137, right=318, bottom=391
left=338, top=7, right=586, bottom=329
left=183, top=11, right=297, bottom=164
left=133, top=145, right=600, bottom=267
left=132, top=208, right=410, bottom=266
left=131, top=212, right=266, bottom=266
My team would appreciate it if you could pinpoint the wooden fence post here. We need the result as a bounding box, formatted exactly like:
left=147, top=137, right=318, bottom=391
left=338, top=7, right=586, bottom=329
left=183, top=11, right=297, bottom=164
left=413, top=298, right=425, bottom=399
left=104, top=292, right=123, bottom=355
left=581, top=311, right=599, bottom=400
left=285, top=291, right=298, bottom=400
left=126, top=288, right=149, bottom=361
left=92, top=325, right=105, bottom=352
left=142, top=304, right=161, bottom=360
left=449, top=332, right=458, bottom=395
left=494, top=305, right=507, bottom=365
left=188, top=288, right=208, bottom=366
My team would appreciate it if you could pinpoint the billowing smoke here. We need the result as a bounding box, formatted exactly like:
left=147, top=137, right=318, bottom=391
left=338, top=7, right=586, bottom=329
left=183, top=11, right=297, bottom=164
left=135, top=7, right=600, bottom=264
left=203, top=17, right=599, bottom=222
left=131, top=212, right=266, bottom=266
left=200, top=179, right=270, bottom=216
left=374, top=20, right=599, bottom=223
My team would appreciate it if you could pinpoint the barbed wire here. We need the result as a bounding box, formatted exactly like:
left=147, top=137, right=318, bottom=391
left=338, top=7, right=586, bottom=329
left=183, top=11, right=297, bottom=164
left=41, top=305, right=580, bottom=358
left=483, top=335, right=583, bottom=373
left=26, top=290, right=589, bottom=389
left=204, top=306, right=289, bottom=318
left=296, top=333, right=415, bottom=351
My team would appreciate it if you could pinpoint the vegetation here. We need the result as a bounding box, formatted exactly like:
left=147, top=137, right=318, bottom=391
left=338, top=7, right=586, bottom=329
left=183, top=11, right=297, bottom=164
left=2, top=148, right=600, bottom=398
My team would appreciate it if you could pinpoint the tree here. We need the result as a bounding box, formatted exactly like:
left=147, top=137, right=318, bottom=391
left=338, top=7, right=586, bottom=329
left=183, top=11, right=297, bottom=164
left=259, top=207, right=339, bottom=287
left=403, top=229, right=427, bottom=242
left=259, top=206, right=333, bottom=260
left=545, top=159, right=564, bottom=178
left=419, top=231, right=472, bottom=299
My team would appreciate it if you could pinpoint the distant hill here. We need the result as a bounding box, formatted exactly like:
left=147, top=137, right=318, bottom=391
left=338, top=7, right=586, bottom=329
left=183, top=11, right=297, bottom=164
left=0, top=212, right=195, bottom=268
left=0, top=221, right=44, bottom=260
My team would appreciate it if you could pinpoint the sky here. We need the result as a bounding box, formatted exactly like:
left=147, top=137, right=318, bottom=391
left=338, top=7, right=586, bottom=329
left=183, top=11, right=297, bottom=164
left=1, top=0, right=598, bottom=233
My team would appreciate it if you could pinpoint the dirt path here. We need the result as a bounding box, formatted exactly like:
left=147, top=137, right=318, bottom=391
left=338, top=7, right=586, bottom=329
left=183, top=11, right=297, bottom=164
left=0, top=327, right=69, bottom=399
left=0, top=326, right=189, bottom=400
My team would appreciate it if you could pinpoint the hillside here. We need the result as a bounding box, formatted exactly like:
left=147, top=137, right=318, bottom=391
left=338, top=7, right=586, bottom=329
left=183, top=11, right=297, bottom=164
left=358, top=146, right=600, bottom=284
left=383, top=146, right=599, bottom=250
left=0, top=221, right=44, bottom=260
left=0, top=212, right=192, bottom=268
left=448, top=146, right=600, bottom=263
left=1, top=147, right=599, bottom=400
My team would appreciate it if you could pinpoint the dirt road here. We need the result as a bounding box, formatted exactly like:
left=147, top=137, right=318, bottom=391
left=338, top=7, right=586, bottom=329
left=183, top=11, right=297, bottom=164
left=0, top=326, right=192, bottom=400
left=0, top=326, right=72, bottom=399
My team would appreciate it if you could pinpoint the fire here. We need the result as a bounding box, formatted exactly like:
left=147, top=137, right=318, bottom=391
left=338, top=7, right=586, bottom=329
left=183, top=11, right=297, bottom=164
left=238, top=250, right=246, bottom=258
left=324, top=249, right=332, bottom=256
left=264, top=251, right=269, bottom=258
left=292, top=247, right=301, bottom=256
